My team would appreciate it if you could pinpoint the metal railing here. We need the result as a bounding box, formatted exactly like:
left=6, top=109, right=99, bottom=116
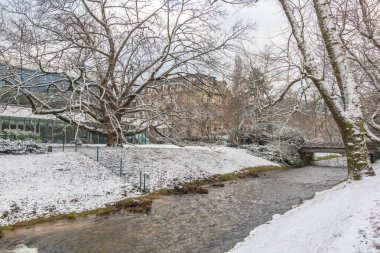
left=76, top=145, right=151, bottom=192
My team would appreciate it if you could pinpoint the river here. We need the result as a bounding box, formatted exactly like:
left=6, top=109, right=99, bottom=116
left=0, top=158, right=347, bottom=253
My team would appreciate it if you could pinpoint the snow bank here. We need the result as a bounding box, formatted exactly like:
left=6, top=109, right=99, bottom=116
left=228, top=162, right=380, bottom=253
left=0, top=152, right=133, bottom=226
left=83, top=145, right=278, bottom=190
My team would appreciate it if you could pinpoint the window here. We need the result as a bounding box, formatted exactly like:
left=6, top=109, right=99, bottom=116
left=1, top=117, right=9, bottom=131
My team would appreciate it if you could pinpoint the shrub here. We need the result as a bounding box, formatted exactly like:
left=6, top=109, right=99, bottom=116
left=3, top=129, right=41, bottom=141
left=242, top=144, right=283, bottom=164
left=274, top=127, right=305, bottom=150
left=242, top=127, right=306, bottom=166
left=0, top=140, right=45, bottom=154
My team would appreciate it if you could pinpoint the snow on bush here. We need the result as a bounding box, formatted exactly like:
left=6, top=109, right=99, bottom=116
left=0, top=139, right=45, bottom=154
left=242, top=144, right=282, bottom=164
left=242, top=127, right=306, bottom=166
left=3, top=129, right=41, bottom=141
left=274, top=127, right=305, bottom=150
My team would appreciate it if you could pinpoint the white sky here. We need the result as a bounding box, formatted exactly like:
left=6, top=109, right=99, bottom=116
left=225, top=0, right=288, bottom=48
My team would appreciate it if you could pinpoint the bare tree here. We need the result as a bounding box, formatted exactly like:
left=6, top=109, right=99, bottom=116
left=275, top=0, right=377, bottom=179
left=335, top=0, right=380, bottom=143
left=0, top=0, right=247, bottom=146
left=223, top=49, right=278, bottom=145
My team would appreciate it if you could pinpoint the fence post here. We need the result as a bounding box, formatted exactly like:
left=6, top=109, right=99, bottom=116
left=119, top=158, right=123, bottom=177
left=62, top=138, right=65, bottom=152
left=139, top=171, right=142, bottom=191
left=143, top=174, right=146, bottom=192
left=75, top=139, right=78, bottom=152
left=96, top=147, right=99, bottom=161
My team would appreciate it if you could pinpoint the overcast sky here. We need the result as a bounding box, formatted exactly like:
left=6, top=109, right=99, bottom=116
left=225, top=0, right=288, bottom=48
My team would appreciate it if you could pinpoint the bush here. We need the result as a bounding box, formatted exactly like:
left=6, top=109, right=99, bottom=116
left=275, top=128, right=305, bottom=165
left=274, top=127, right=305, bottom=150
left=3, top=129, right=41, bottom=141
left=242, top=144, right=283, bottom=163
left=243, top=143, right=302, bottom=165
left=0, top=140, right=45, bottom=154
left=242, top=127, right=306, bottom=166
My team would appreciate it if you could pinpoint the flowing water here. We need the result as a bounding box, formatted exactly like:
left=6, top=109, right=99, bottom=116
left=0, top=159, right=348, bottom=253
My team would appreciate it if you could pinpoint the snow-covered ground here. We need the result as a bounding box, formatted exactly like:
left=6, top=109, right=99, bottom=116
left=0, top=152, right=132, bottom=226
left=79, top=145, right=278, bottom=191
left=228, top=162, right=380, bottom=253
left=0, top=145, right=276, bottom=226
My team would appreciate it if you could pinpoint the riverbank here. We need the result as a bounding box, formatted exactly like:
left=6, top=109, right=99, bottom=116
left=228, top=161, right=380, bottom=253
left=0, top=145, right=278, bottom=228
left=0, top=164, right=282, bottom=233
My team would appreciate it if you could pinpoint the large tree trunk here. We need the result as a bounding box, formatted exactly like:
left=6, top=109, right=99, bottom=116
left=105, top=115, right=124, bottom=147
left=106, top=130, right=115, bottom=147
left=339, top=117, right=375, bottom=180
left=116, top=129, right=123, bottom=147
left=106, top=131, right=123, bottom=147
left=106, top=122, right=116, bottom=147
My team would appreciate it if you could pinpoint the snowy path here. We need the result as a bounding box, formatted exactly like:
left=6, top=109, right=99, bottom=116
left=228, top=162, right=380, bottom=253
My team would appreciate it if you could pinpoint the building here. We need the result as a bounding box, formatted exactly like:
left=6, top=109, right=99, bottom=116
left=0, top=105, right=107, bottom=144
left=139, top=74, right=228, bottom=140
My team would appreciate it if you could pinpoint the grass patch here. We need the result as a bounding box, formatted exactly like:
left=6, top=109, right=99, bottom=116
left=293, top=159, right=308, bottom=168
left=0, top=165, right=285, bottom=233
left=164, top=165, right=285, bottom=192
left=313, top=154, right=342, bottom=162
